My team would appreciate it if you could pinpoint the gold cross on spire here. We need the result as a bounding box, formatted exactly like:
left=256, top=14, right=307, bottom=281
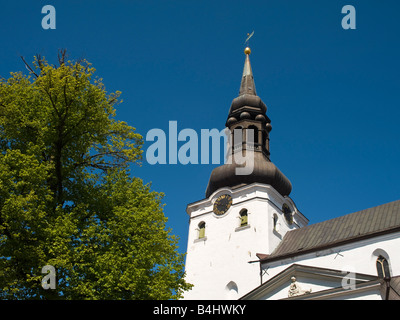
left=245, top=31, right=254, bottom=47
left=244, top=31, right=254, bottom=55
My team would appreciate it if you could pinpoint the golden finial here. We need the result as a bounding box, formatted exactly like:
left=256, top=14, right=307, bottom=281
left=244, top=47, right=251, bottom=55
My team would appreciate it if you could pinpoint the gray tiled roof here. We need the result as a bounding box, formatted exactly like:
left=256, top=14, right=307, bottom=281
left=263, top=200, right=400, bottom=262
left=386, top=276, right=400, bottom=300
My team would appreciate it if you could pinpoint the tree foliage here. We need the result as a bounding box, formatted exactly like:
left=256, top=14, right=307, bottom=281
left=0, top=51, right=191, bottom=299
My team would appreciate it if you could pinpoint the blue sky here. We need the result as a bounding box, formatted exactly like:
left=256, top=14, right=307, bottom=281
left=1, top=1, right=400, bottom=255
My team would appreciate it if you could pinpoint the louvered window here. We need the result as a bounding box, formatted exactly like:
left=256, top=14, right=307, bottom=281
left=240, top=210, right=248, bottom=227
left=198, top=222, right=206, bottom=239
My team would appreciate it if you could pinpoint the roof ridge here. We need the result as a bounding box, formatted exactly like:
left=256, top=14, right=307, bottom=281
left=294, top=199, right=400, bottom=231
left=266, top=199, right=400, bottom=262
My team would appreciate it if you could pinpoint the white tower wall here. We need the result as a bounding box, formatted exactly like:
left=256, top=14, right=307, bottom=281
left=183, top=183, right=308, bottom=300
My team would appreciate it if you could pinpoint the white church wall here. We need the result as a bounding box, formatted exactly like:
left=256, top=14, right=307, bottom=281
left=259, top=231, right=400, bottom=299
left=183, top=184, right=306, bottom=300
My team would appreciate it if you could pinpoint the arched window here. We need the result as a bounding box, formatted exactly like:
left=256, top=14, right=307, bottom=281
left=248, top=125, right=258, bottom=144
left=198, top=222, right=206, bottom=239
left=239, top=209, right=248, bottom=227
left=376, top=255, right=390, bottom=278
left=273, top=213, right=279, bottom=231
left=232, top=127, right=243, bottom=147
left=225, top=281, right=238, bottom=299
left=262, top=131, right=267, bottom=149
left=282, top=203, right=293, bottom=224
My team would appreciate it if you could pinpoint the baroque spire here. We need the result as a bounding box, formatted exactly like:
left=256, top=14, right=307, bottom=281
left=205, top=46, right=292, bottom=198
left=239, top=47, right=257, bottom=96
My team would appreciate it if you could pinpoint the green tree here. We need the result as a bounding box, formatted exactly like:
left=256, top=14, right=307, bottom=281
left=0, top=51, right=191, bottom=299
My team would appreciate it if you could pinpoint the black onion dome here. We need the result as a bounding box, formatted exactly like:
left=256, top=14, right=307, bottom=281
left=229, top=94, right=267, bottom=115
left=205, top=153, right=292, bottom=198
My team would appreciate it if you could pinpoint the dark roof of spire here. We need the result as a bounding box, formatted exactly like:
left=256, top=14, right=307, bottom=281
left=205, top=47, right=292, bottom=198
left=239, top=53, right=257, bottom=96
left=205, top=153, right=292, bottom=198
left=227, top=49, right=267, bottom=119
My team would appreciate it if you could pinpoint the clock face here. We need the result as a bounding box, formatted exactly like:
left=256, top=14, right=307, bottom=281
left=213, top=194, right=233, bottom=215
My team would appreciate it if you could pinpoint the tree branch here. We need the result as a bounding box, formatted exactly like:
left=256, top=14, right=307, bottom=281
left=20, top=56, right=39, bottom=78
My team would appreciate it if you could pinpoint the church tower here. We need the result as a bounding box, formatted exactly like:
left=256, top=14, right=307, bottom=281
left=183, top=47, right=308, bottom=300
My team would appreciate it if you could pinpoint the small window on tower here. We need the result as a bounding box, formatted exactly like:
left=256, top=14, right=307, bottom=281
left=239, top=209, right=248, bottom=227
left=198, top=222, right=206, bottom=239
left=233, top=127, right=243, bottom=147
left=282, top=203, right=293, bottom=225
left=273, top=213, right=279, bottom=231
left=248, top=125, right=258, bottom=144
